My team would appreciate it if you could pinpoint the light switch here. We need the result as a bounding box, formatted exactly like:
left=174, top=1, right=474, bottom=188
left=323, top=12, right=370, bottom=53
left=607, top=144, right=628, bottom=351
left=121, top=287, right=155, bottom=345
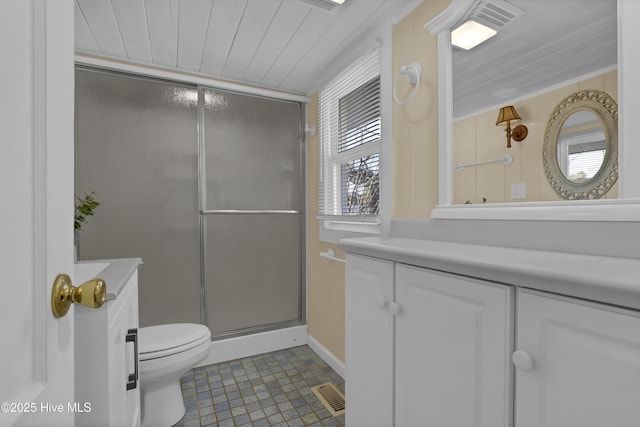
left=511, top=182, right=527, bottom=199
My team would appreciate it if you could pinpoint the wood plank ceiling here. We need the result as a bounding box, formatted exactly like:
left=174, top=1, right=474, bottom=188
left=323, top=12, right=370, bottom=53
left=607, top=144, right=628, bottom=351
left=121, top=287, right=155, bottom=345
left=75, top=0, right=415, bottom=96
left=75, top=0, right=617, bottom=114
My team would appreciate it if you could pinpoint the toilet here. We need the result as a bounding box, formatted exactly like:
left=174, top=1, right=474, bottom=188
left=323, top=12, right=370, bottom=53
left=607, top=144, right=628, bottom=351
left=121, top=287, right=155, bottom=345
left=138, top=323, right=211, bottom=427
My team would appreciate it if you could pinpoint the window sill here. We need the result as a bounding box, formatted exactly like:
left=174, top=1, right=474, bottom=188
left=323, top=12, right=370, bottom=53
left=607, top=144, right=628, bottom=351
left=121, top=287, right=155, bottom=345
left=318, top=217, right=382, bottom=245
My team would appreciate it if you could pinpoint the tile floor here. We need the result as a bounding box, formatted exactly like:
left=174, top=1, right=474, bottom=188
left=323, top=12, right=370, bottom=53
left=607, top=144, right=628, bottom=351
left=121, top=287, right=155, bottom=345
left=172, top=345, right=346, bottom=427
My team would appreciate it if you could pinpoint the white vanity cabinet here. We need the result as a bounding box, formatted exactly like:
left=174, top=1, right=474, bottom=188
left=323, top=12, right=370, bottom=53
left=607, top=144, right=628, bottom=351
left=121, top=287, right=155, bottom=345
left=514, top=290, right=640, bottom=427
left=345, top=254, right=394, bottom=427
left=395, top=264, right=513, bottom=427
left=344, top=239, right=640, bottom=427
left=75, top=260, right=141, bottom=427
left=345, top=254, right=513, bottom=427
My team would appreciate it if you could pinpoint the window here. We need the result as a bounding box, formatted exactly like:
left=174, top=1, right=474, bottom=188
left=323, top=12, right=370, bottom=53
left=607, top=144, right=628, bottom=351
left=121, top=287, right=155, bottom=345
left=557, top=122, right=606, bottom=183
left=319, top=47, right=381, bottom=226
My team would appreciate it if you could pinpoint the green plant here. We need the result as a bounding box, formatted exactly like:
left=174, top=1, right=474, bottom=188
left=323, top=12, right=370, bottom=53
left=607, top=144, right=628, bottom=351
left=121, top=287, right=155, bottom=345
left=74, top=191, right=100, bottom=232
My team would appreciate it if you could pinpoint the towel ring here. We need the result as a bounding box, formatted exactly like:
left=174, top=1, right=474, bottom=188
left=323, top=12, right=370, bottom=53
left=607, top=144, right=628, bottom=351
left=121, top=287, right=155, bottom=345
left=393, top=62, right=422, bottom=105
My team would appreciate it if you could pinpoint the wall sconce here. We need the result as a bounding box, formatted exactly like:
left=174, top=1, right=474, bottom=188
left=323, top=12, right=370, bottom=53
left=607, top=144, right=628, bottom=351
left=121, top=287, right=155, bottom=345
left=496, top=106, right=528, bottom=148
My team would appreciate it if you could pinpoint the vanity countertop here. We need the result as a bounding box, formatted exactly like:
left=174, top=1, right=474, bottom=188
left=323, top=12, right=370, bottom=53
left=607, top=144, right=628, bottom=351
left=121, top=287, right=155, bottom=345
left=75, top=258, right=142, bottom=300
left=340, top=236, right=640, bottom=311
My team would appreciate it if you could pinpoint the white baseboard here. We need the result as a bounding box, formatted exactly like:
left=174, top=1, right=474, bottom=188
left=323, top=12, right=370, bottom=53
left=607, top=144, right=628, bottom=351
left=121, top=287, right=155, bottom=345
left=196, top=325, right=308, bottom=367
left=306, top=335, right=346, bottom=379
left=195, top=326, right=347, bottom=380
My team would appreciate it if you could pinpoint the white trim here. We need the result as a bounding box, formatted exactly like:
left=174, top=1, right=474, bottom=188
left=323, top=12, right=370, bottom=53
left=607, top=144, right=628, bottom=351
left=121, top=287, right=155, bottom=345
left=618, top=0, right=640, bottom=198
left=319, top=224, right=381, bottom=245
left=75, top=52, right=310, bottom=103
left=424, top=0, right=475, bottom=35
left=308, top=38, right=382, bottom=96
left=196, top=326, right=308, bottom=367
left=330, top=140, right=382, bottom=165
left=379, top=24, right=393, bottom=236
left=427, top=0, right=640, bottom=221
left=431, top=198, right=640, bottom=221
left=33, top=0, right=48, bottom=385
left=318, top=27, right=392, bottom=242
left=306, top=335, right=346, bottom=379
left=318, top=46, right=381, bottom=218
left=322, top=219, right=381, bottom=234
left=437, top=32, right=453, bottom=206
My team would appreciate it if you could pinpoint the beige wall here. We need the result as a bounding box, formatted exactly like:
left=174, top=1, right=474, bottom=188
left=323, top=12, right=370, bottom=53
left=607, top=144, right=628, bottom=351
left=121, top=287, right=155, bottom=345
left=453, top=70, right=618, bottom=204
left=306, top=91, right=347, bottom=362
left=306, top=1, right=448, bottom=364
left=308, top=1, right=621, bottom=366
left=393, top=0, right=450, bottom=217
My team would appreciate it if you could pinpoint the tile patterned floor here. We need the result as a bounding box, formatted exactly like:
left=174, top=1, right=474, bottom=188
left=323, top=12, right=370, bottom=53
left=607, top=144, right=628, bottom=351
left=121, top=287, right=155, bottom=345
left=172, top=345, right=346, bottom=427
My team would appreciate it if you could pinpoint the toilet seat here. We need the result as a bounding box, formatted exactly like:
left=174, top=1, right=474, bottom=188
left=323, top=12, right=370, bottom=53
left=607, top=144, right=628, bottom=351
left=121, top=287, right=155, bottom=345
left=139, top=323, right=210, bottom=361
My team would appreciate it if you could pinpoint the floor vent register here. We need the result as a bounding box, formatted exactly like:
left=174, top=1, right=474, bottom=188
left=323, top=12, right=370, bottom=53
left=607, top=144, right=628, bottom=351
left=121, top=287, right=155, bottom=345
left=310, top=382, right=346, bottom=416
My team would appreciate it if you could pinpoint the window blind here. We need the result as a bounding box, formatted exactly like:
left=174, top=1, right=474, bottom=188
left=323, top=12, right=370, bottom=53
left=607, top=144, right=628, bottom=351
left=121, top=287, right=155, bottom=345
left=338, top=77, right=381, bottom=152
left=560, top=135, right=606, bottom=182
left=568, top=144, right=606, bottom=182
left=319, top=46, right=381, bottom=219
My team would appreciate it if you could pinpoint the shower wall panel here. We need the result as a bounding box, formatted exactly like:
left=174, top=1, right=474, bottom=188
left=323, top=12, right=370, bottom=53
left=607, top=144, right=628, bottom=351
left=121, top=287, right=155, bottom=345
left=75, top=69, right=201, bottom=326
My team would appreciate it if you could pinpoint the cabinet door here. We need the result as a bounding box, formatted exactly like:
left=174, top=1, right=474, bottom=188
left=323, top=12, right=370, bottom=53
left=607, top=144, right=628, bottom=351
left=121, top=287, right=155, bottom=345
left=515, top=291, right=640, bottom=427
left=395, top=265, right=513, bottom=427
left=108, top=275, right=141, bottom=427
left=345, top=254, right=394, bottom=427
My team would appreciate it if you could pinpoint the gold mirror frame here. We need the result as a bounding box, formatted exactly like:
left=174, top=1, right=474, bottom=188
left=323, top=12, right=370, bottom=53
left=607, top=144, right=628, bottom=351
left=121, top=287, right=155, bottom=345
left=542, top=89, right=618, bottom=200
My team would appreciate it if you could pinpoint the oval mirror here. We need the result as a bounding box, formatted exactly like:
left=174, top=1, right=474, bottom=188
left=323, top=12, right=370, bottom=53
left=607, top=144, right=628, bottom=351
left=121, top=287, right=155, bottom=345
left=543, top=89, right=618, bottom=200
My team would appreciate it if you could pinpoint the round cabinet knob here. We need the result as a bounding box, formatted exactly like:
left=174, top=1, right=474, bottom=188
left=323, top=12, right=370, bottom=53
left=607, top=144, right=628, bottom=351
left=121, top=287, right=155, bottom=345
left=512, top=350, right=534, bottom=371
left=376, top=297, right=388, bottom=309
left=388, top=302, right=403, bottom=316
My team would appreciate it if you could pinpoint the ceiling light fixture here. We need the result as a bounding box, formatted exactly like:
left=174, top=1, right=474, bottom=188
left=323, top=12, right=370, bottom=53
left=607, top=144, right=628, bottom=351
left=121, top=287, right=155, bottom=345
left=451, top=20, right=497, bottom=50
left=298, top=0, right=343, bottom=12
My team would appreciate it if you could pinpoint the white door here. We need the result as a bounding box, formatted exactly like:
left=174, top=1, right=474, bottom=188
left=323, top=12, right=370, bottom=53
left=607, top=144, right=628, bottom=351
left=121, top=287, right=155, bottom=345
left=345, top=254, right=394, bottom=427
left=0, top=1, right=76, bottom=426
left=515, top=290, right=640, bottom=427
left=394, top=265, right=513, bottom=427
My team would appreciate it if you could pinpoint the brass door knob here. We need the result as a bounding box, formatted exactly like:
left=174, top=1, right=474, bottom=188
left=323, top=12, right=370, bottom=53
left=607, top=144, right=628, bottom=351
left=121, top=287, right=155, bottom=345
left=51, top=274, right=107, bottom=318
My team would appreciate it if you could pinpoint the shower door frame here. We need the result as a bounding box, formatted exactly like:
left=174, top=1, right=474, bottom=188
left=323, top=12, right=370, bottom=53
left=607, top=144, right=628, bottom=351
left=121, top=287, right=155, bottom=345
left=197, top=85, right=307, bottom=340
left=74, top=66, right=306, bottom=339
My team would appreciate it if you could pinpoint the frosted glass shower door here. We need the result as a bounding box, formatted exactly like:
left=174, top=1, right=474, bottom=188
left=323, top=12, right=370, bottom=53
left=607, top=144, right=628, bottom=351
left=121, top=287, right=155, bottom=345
left=202, top=88, right=304, bottom=337
left=75, top=69, right=201, bottom=327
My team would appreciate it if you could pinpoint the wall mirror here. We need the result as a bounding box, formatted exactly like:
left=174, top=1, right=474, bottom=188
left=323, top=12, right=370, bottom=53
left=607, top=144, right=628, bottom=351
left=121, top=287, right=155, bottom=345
left=451, top=0, right=616, bottom=205
left=450, top=0, right=617, bottom=121
left=543, top=89, right=618, bottom=200
left=426, top=0, right=625, bottom=213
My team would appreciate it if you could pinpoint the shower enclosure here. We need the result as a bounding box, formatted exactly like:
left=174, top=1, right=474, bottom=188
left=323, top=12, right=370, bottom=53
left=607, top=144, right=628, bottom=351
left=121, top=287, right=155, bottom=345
left=75, top=68, right=305, bottom=339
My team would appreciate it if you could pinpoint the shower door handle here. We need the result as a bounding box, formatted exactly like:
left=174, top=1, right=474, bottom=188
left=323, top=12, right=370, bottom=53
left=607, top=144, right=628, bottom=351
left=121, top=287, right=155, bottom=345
left=126, top=328, right=139, bottom=390
left=201, top=209, right=301, bottom=215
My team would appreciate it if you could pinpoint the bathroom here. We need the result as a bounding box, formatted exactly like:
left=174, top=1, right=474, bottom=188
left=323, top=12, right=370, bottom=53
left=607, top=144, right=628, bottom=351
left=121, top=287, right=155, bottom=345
left=2, top=0, right=640, bottom=426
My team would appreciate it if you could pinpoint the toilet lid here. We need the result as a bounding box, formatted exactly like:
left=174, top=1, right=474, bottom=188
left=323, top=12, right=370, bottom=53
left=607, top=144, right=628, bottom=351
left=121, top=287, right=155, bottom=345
left=139, top=323, right=210, bottom=360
